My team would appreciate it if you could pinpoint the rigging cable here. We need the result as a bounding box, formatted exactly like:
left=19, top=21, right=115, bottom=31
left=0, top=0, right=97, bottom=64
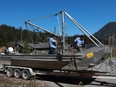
left=34, top=29, right=45, bottom=42
left=25, top=23, right=33, bottom=43
left=30, top=26, right=35, bottom=43
left=31, top=13, right=61, bottom=21
left=56, top=15, right=61, bottom=35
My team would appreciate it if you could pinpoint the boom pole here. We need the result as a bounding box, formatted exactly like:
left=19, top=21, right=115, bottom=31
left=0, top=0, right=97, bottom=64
left=64, top=11, right=103, bottom=46
left=25, top=20, right=60, bottom=37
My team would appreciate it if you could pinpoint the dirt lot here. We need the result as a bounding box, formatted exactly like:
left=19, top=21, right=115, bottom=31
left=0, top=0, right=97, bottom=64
left=0, top=72, right=52, bottom=87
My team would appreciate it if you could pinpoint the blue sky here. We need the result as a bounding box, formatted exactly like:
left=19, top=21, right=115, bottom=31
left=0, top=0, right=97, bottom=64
left=0, top=0, right=116, bottom=36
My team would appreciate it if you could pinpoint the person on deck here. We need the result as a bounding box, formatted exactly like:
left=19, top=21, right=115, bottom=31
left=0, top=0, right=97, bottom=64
left=49, top=35, right=58, bottom=54
left=74, top=35, right=84, bottom=52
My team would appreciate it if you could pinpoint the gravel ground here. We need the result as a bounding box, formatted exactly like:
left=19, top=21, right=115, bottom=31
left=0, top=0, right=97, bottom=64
left=0, top=72, right=51, bottom=87
left=0, top=72, right=116, bottom=87
left=0, top=72, right=86, bottom=87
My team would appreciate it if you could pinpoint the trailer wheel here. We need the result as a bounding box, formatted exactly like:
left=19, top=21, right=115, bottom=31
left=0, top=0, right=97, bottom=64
left=6, top=68, right=13, bottom=77
left=22, top=69, right=30, bottom=80
left=14, top=69, right=21, bottom=79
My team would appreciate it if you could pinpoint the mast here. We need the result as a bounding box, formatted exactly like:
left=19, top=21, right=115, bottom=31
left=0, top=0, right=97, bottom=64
left=61, top=11, right=65, bottom=54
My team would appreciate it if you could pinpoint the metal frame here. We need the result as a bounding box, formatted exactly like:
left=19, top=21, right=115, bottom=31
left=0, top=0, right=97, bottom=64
left=25, top=11, right=103, bottom=55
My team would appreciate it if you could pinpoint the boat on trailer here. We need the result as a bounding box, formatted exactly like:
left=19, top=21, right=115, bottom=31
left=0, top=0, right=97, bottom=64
left=0, top=11, right=111, bottom=79
left=0, top=44, right=110, bottom=71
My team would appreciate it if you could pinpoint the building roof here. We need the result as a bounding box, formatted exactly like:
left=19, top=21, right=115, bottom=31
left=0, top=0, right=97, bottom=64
left=28, top=43, right=49, bottom=50
left=15, top=42, right=49, bottom=50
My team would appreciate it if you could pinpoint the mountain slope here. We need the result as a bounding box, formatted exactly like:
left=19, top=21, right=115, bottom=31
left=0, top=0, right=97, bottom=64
left=94, top=22, right=116, bottom=39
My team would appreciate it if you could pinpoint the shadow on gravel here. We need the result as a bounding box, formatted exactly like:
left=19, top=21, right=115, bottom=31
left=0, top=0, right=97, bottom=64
left=36, top=75, right=95, bottom=85
left=90, top=80, right=116, bottom=87
left=37, top=75, right=116, bottom=87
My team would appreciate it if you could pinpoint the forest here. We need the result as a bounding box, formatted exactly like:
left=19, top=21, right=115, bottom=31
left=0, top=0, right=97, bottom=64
left=0, top=24, right=95, bottom=47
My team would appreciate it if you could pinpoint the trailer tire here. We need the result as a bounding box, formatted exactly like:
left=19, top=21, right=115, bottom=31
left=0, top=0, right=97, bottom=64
left=22, top=69, right=30, bottom=80
left=6, top=68, right=13, bottom=77
left=14, top=69, right=22, bottom=79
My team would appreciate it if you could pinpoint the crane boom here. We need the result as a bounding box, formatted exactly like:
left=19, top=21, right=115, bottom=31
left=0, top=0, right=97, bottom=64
left=25, top=20, right=60, bottom=37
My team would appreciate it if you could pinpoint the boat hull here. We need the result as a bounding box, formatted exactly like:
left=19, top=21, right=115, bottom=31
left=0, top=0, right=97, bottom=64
left=0, top=45, right=110, bottom=71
